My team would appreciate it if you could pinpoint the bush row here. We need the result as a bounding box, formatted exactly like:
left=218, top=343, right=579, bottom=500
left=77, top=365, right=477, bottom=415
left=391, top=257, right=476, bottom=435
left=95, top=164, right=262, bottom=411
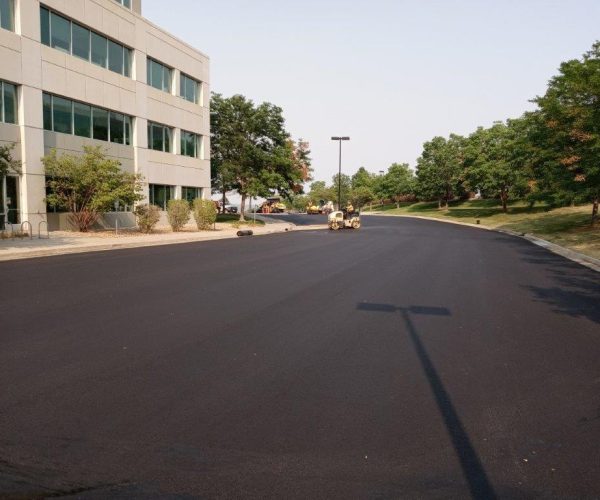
left=134, top=198, right=217, bottom=234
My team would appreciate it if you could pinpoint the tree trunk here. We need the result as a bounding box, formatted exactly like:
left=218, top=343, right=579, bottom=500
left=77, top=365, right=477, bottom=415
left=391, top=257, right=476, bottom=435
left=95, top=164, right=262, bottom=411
left=239, top=193, right=246, bottom=222
left=592, top=197, right=599, bottom=226
left=222, top=190, right=226, bottom=214
left=500, top=191, right=508, bottom=213
left=438, top=199, right=442, bottom=209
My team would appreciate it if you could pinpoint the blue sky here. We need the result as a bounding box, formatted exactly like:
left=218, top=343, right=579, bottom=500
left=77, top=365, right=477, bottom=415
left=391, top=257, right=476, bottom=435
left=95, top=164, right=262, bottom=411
left=144, top=0, right=600, bottom=184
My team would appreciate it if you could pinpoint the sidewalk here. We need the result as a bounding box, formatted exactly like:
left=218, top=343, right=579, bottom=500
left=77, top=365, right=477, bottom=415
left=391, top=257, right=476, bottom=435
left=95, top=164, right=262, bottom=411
left=0, top=221, right=299, bottom=262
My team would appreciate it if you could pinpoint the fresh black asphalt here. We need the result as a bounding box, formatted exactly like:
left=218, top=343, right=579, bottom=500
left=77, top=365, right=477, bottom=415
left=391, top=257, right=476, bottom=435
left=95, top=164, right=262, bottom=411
left=1, top=215, right=599, bottom=499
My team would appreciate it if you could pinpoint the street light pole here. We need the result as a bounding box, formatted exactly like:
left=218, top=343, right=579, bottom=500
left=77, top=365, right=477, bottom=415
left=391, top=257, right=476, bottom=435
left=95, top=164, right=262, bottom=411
left=331, top=136, right=350, bottom=210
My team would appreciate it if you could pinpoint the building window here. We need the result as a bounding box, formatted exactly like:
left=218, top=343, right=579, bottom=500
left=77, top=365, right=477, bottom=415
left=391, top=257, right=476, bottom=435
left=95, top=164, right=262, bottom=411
left=0, top=0, right=15, bottom=32
left=92, top=107, right=108, bottom=141
left=50, top=12, right=71, bottom=54
left=40, top=7, right=132, bottom=78
left=149, top=184, right=174, bottom=210
left=43, top=92, right=132, bottom=145
left=52, top=96, right=72, bottom=134
left=72, top=24, right=90, bottom=61
left=0, top=81, right=17, bottom=124
left=113, top=0, right=131, bottom=8
left=147, top=122, right=172, bottom=152
left=180, top=130, right=200, bottom=158
left=182, top=187, right=202, bottom=204
left=73, top=102, right=91, bottom=138
left=180, top=74, right=200, bottom=104
left=147, top=58, right=172, bottom=93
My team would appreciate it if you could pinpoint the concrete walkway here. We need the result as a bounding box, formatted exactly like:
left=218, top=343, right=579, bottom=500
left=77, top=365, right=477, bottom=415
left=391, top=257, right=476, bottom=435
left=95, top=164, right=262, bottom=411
left=0, top=221, right=302, bottom=261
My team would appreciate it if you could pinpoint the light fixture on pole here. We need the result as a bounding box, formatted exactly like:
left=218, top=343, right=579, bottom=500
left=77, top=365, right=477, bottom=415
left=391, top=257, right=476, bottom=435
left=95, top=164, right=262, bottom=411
left=331, top=136, right=350, bottom=210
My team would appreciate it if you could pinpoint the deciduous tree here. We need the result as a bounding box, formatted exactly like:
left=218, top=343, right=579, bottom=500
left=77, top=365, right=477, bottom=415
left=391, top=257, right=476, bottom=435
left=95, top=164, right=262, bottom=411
left=210, top=93, right=310, bottom=220
left=533, top=42, right=600, bottom=224
left=416, top=135, right=465, bottom=208
left=44, top=146, right=143, bottom=232
left=463, top=121, right=530, bottom=212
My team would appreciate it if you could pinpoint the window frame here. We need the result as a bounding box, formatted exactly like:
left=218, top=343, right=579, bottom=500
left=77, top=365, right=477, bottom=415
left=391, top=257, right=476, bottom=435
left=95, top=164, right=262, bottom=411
left=149, top=184, right=174, bottom=211
left=180, top=130, right=200, bottom=158
left=180, top=73, right=201, bottom=104
left=182, top=187, right=202, bottom=204
left=147, top=57, right=172, bottom=94
left=147, top=121, right=173, bottom=153
left=0, top=81, right=17, bottom=125
left=0, top=0, right=15, bottom=32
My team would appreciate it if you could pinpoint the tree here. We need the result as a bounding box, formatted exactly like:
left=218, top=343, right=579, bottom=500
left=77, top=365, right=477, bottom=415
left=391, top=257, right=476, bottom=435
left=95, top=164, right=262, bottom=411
left=372, top=174, right=389, bottom=206
left=308, top=180, right=332, bottom=204
left=416, top=135, right=465, bottom=208
left=331, top=173, right=352, bottom=208
left=532, top=42, right=600, bottom=224
left=44, top=146, right=143, bottom=232
left=350, top=185, right=375, bottom=209
left=351, top=167, right=375, bottom=190
left=291, top=138, right=313, bottom=186
left=463, top=121, right=530, bottom=212
left=210, top=93, right=309, bottom=221
left=381, top=163, right=416, bottom=208
left=0, top=143, right=20, bottom=188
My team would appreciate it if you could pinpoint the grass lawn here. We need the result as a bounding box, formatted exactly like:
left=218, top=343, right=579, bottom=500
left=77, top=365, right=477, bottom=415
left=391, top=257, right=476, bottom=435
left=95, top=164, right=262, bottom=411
left=365, top=200, right=600, bottom=260
left=216, top=214, right=265, bottom=227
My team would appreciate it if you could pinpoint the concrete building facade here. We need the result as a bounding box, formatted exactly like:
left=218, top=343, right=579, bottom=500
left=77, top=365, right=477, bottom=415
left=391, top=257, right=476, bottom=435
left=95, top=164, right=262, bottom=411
left=0, top=0, right=210, bottom=230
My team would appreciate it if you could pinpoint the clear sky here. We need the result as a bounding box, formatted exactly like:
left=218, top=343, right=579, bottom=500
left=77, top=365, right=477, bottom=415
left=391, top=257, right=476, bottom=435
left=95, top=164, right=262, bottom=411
left=143, top=0, right=600, bottom=184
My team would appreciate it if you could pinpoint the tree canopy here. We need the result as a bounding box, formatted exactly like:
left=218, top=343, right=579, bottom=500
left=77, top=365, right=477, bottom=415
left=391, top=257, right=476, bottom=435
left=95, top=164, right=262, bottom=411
left=210, top=93, right=311, bottom=219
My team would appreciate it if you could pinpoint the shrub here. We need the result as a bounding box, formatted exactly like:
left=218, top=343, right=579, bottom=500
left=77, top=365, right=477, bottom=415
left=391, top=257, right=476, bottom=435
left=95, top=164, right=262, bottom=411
left=135, top=204, right=161, bottom=233
left=193, top=198, right=217, bottom=230
left=167, top=199, right=191, bottom=232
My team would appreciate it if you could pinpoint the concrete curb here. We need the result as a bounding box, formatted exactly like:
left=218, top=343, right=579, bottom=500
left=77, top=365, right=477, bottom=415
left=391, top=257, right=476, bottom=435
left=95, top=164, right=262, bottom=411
left=364, top=213, right=600, bottom=273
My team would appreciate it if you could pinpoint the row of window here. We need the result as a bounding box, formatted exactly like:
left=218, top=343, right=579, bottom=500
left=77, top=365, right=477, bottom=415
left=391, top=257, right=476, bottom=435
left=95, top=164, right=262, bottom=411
left=43, top=93, right=133, bottom=145
left=0, top=0, right=13, bottom=31
left=42, top=92, right=202, bottom=156
left=0, top=80, right=17, bottom=124
left=48, top=184, right=203, bottom=213
left=149, top=184, right=203, bottom=210
left=41, top=7, right=132, bottom=77
left=3, top=3, right=203, bottom=105
left=146, top=59, right=201, bottom=103
left=40, top=7, right=202, bottom=103
left=147, top=122, right=202, bottom=158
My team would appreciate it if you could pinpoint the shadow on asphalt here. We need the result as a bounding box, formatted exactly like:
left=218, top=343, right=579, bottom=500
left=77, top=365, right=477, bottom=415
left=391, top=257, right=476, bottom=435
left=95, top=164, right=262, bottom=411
left=357, top=303, right=498, bottom=500
left=493, top=236, right=600, bottom=325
